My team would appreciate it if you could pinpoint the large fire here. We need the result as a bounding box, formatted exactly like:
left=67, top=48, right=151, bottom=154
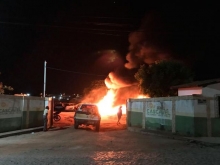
left=81, top=71, right=149, bottom=117
left=96, top=89, right=148, bottom=117
left=97, top=89, right=126, bottom=116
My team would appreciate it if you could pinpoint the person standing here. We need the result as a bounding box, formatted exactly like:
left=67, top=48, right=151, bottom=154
left=117, top=106, right=122, bottom=125
left=43, top=106, right=49, bottom=131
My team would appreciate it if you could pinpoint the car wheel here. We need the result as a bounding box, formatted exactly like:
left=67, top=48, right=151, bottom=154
left=95, top=122, right=100, bottom=132
left=74, top=121, right=79, bottom=129
left=54, top=114, right=61, bottom=122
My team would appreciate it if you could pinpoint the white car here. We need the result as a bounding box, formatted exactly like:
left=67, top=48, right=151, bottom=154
left=73, top=103, right=101, bottom=131
left=64, top=103, right=75, bottom=111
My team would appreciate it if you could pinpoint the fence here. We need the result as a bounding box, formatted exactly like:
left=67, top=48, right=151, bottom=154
left=127, top=95, right=220, bottom=137
left=0, top=95, right=52, bottom=133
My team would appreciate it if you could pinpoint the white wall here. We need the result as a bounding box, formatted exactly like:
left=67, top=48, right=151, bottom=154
left=128, top=101, right=144, bottom=112
left=146, top=101, right=172, bottom=120
left=177, top=84, right=220, bottom=118
left=194, top=99, right=207, bottom=117
left=128, top=95, right=218, bottom=119
left=175, top=99, right=194, bottom=117
left=0, top=97, right=23, bottom=119
left=202, top=83, right=220, bottom=97
left=202, top=83, right=220, bottom=117
left=178, top=87, right=202, bottom=96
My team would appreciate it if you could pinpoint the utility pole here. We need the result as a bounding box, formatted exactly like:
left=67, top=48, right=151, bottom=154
left=43, top=61, right=47, bottom=97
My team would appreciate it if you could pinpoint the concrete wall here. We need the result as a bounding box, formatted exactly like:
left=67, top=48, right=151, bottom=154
left=127, top=96, right=220, bottom=137
left=0, top=95, right=51, bottom=133
left=178, top=87, right=202, bottom=96
left=177, top=83, right=220, bottom=118
left=174, top=83, right=220, bottom=136
left=175, top=99, right=195, bottom=136
left=145, top=100, right=172, bottom=132
left=177, top=83, right=220, bottom=98
left=126, top=100, right=143, bottom=127
left=202, top=83, right=220, bottom=97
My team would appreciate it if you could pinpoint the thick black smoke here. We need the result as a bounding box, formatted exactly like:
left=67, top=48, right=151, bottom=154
left=85, top=9, right=212, bottom=108
left=125, top=11, right=171, bottom=69
left=101, top=11, right=175, bottom=105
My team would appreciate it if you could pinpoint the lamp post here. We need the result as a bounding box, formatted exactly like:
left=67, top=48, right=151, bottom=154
left=43, top=61, right=47, bottom=97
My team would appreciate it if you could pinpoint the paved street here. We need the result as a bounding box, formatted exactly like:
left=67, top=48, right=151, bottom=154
left=1, top=112, right=220, bottom=165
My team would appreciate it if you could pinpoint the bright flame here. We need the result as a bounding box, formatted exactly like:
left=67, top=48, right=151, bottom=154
left=137, top=95, right=149, bottom=98
left=97, top=89, right=123, bottom=116
left=96, top=89, right=148, bottom=117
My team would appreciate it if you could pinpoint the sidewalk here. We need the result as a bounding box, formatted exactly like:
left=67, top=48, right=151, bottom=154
left=128, top=127, right=220, bottom=147
left=0, top=126, right=70, bottom=139
left=0, top=127, right=44, bottom=138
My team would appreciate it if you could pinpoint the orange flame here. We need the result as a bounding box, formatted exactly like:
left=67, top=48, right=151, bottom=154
left=97, top=89, right=122, bottom=116
left=96, top=89, right=148, bottom=117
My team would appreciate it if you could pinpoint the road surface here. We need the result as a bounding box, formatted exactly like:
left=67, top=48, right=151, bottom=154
left=0, top=112, right=220, bottom=165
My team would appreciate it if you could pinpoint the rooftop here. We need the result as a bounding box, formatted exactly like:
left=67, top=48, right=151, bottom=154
left=171, top=78, right=220, bottom=89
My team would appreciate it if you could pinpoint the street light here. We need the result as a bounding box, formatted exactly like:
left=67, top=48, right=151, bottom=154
left=43, top=61, right=47, bottom=97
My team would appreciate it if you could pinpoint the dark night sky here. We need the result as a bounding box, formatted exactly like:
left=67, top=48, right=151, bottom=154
left=0, top=1, right=218, bottom=96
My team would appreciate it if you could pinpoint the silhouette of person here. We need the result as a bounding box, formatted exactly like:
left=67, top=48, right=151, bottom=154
left=43, top=106, right=49, bottom=131
left=117, top=106, right=122, bottom=125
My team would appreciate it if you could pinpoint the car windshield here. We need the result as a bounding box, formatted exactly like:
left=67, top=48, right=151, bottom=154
left=79, top=104, right=99, bottom=114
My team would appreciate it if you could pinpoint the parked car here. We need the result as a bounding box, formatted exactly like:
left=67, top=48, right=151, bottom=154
left=73, top=103, right=101, bottom=131
left=73, top=103, right=81, bottom=112
left=54, top=103, right=65, bottom=112
left=64, top=103, right=75, bottom=111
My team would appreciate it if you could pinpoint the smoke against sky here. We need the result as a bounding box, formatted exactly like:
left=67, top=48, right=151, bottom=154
left=83, top=8, right=215, bottom=106
left=82, top=87, right=107, bottom=104
left=0, top=1, right=218, bottom=96
left=124, top=9, right=215, bottom=72
left=104, top=71, right=140, bottom=106
left=89, top=13, right=168, bottom=104
left=125, top=13, right=170, bottom=68
left=105, top=71, right=137, bottom=89
left=93, top=50, right=124, bottom=72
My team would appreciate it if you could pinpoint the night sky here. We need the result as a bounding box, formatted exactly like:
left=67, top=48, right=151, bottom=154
left=0, top=1, right=218, bottom=96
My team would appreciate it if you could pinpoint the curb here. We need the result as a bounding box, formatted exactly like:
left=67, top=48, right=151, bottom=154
left=127, top=127, right=220, bottom=147
left=0, top=126, right=70, bottom=139
left=0, top=127, right=43, bottom=138
left=141, top=130, right=187, bottom=141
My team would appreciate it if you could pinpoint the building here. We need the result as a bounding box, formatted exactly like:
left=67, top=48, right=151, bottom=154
left=127, top=78, right=220, bottom=137
left=171, top=78, right=220, bottom=118
left=171, top=78, right=220, bottom=97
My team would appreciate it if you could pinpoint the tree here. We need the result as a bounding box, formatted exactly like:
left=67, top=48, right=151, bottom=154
left=134, top=60, right=194, bottom=97
left=0, top=72, right=14, bottom=94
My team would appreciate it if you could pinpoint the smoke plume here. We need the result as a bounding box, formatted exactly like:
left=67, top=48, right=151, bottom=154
left=83, top=11, right=173, bottom=107
left=125, top=11, right=171, bottom=69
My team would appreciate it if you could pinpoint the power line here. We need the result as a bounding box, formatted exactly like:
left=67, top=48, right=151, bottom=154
left=0, top=21, right=133, bottom=32
left=79, top=31, right=125, bottom=36
left=77, top=16, right=140, bottom=20
left=47, top=67, right=107, bottom=77
left=0, top=21, right=135, bottom=36
left=2, top=15, right=140, bottom=21
left=0, top=21, right=205, bottom=34
left=46, top=66, right=136, bottom=79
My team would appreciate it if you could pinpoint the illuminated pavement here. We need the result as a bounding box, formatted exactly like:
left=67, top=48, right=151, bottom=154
left=0, top=113, right=220, bottom=165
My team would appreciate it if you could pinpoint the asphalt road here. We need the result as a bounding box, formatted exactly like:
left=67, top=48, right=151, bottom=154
left=1, top=112, right=220, bottom=165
